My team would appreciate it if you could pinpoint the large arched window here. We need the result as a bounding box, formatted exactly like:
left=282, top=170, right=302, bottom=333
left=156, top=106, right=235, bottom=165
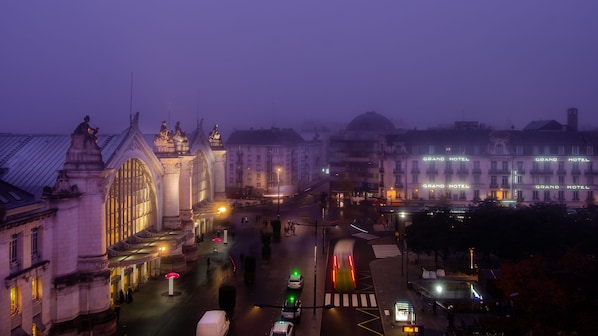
left=192, top=151, right=211, bottom=205
left=106, top=158, right=156, bottom=247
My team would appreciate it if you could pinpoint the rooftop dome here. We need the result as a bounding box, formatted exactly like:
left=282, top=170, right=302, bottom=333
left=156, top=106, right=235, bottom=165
left=346, top=111, right=395, bottom=132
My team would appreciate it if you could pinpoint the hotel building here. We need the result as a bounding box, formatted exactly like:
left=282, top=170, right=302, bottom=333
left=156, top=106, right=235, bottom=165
left=330, top=109, right=598, bottom=208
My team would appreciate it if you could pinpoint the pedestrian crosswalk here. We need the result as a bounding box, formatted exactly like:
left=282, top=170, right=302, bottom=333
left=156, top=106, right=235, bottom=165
left=325, top=292, right=378, bottom=308
left=352, top=232, right=379, bottom=240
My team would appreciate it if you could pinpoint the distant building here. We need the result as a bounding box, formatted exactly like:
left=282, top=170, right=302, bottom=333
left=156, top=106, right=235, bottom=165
left=0, top=114, right=225, bottom=335
left=330, top=108, right=598, bottom=207
left=224, top=127, right=325, bottom=198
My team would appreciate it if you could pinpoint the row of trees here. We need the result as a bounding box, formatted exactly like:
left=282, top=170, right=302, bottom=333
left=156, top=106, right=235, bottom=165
left=404, top=201, right=598, bottom=334
left=405, top=201, right=598, bottom=264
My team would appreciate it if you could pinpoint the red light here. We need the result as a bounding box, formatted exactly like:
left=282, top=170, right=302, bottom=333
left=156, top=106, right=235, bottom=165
left=348, top=255, right=356, bottom=288
left=333, top=255, right=338, bottom=288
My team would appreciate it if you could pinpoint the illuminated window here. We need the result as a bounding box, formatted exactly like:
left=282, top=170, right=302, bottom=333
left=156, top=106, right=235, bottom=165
left=192, top=152, right=211, bottom=205
left=10, top=286, right=20, bottom=316
left=32, top=276, right=41, bottom=301
left=106, top=159, right=156, bottom=247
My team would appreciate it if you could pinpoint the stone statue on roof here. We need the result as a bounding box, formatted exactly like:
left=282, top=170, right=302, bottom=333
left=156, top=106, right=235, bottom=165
left=73, top=115, right=99, bottom=145
left=172, top=121, right=189, bottom=154
left=208, top=124, right=223, bottom=148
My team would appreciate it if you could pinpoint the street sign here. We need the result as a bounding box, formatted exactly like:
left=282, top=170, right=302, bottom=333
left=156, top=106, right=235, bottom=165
left=402, top=325, right=423, bottom=334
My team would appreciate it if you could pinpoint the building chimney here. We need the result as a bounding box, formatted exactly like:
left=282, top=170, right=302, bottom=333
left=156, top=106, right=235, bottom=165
left=567, top=108, right=578, bottom=131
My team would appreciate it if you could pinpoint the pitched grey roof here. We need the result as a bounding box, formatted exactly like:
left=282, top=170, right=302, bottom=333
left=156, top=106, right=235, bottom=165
left=0, top=179, right=36, bottom=210
left=225, top=128, right=305, bottom=146
left=0, top=133, right=123, bottom=198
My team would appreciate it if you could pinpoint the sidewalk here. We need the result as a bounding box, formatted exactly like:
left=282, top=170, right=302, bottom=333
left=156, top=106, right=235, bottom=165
left=115, top=231, right=233, bottom=336
left=370, top=235, right=482, bottom=336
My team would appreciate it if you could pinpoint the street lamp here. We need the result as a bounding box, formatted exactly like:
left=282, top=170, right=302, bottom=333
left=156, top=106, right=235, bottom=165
left=277, top=168, right=281, bottom=219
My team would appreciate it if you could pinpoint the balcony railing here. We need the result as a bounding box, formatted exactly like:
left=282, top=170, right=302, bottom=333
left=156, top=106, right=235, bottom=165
left=456, top=168, right=469, bottom=174
left=530, top=169, right=554, bottom=175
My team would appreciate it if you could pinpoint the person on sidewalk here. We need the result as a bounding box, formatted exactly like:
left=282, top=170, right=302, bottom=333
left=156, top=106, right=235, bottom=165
left=114, top=304, right=121, bottom=322
left=119, top=289, right=125, bottom=304
left=127, top=287, right=133, bottom=304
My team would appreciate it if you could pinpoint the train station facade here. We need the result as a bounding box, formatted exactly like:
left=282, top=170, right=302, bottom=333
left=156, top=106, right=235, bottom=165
left=0, top=114, right=226, bottom=335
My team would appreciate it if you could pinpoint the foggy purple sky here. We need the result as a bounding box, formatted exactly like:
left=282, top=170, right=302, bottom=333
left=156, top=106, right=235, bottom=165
left=2, top=1, right=598, bottom=136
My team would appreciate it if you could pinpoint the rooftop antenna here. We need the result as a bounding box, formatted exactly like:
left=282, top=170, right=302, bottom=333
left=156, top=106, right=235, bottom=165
left=129, top=72, right=134, bottom=120
left=197, top=90, right=201, bottom=128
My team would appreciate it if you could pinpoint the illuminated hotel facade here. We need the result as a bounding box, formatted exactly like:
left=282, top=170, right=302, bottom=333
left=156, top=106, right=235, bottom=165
left=330, top=109, right=598, bottom=208
left=0, top=114, right=226, bottom=335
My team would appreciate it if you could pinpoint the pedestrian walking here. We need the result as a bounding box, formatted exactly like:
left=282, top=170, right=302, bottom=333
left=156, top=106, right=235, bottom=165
left=127, top=287, right=133, bottom=304
left=114, top=304, right=121, bottom=322
left=119, top=289, right=125, bottom=304
left=207, top=257, right=211, bottom=268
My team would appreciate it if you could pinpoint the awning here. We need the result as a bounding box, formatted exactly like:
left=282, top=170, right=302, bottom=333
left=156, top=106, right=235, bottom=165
left=110, top=275, right=122, bottom=285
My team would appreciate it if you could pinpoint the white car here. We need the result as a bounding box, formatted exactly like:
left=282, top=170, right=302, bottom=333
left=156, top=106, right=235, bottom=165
left=281, top=297, right=302, bottom=322
left=287, top=272, right=304, bottom=290
left=269, top=320, right=294, bottom=336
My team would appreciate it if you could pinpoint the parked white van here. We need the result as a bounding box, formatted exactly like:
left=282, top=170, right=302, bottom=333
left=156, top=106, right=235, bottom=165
left=196, top=310, right=230, bottom=336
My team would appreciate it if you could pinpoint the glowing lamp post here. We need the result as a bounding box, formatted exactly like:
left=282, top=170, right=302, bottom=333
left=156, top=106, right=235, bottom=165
left=164, top=272, right=180, bottom=296
left=277, top=168, right=281, bottom=219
